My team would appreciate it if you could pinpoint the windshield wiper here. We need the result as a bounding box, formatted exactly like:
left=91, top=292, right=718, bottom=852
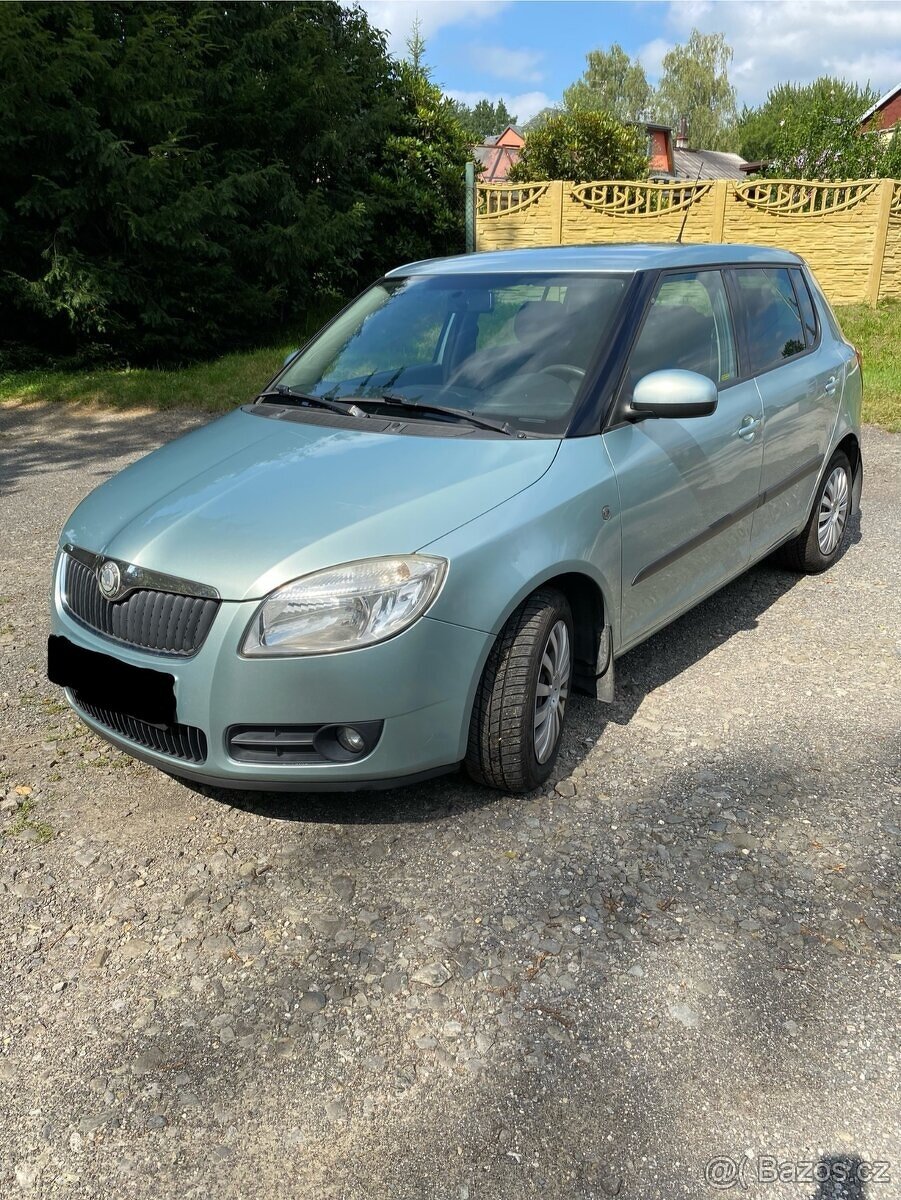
left=257, top=386, right=368, bottom=419
left=348, top=393, right=516, bottom=436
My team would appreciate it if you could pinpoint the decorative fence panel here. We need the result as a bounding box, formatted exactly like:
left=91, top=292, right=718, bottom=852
left=475, top=183, right=561, bottom=250
left=563, top=181, right=720, bottom=246
left=879, top=183, right=901, bottom=302
left=473, top=178, right=901, bottom=306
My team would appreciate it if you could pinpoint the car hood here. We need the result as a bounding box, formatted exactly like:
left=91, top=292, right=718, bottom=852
left=63, top=408, right=559, bottom=600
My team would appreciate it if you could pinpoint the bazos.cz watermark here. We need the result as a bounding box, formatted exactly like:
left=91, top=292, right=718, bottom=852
left=703, top=1155, right=892, bottom=1190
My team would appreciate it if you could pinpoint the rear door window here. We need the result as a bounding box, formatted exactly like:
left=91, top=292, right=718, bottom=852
left=735, top=268, right=807, bottom=373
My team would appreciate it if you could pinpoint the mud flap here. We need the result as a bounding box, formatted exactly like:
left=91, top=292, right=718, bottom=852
left=594, top=624, right=615, bottom=704
left=851, top=456, right=863, bottom=514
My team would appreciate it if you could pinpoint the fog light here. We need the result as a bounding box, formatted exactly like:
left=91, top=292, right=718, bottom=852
left=336, top=726, right=366, bottom=754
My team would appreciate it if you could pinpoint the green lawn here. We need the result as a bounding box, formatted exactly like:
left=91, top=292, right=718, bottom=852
left=1, top=299, right=898, bottom=431
left=0, top=299, right=342, bottom=415
left=0, top=342, right=296, bottom=414
left=832, top=300, right=901, bottom=433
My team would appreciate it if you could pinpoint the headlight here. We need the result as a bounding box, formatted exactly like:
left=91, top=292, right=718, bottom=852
left=241, top=556, right=447, bottom=656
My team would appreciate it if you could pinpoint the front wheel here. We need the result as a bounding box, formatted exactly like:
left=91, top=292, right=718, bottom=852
left=464, top=588, right=573, bottom=792
left=777, top=450, right=853, bottom=573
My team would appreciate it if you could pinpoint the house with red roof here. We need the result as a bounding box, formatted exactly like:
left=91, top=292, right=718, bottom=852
left=859, top=82, right=901, bottom=136
left=473, top=126, right=525, bottom=182
left=474, top=119, right=747, bottom=183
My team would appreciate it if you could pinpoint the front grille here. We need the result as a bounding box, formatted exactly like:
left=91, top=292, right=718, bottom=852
left=74, top=694, right=208, bottom=764
left=63, top=553, right=219, bottom=656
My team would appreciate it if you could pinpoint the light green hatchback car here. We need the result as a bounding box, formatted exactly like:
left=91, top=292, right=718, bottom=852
left=48, top=244, right=862, bottom=793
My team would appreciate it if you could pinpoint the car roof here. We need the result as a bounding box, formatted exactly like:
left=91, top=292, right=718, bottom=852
left=386, top=243, right=804, bottom=277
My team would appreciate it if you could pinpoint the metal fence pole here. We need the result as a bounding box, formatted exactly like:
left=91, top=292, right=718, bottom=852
left=465, top=161, right=475, bottom=253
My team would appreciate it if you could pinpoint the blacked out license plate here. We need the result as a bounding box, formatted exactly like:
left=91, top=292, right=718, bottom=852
left=47, top=635, right=177, bottom=726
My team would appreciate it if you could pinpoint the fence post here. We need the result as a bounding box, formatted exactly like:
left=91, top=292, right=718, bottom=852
left=866, top=178, right=893, bottom=305
left=549, top=180, right=565, bottom=245
left=465, top=161, right=476, bottom=253
left=711, top=179, right=729, bottom=242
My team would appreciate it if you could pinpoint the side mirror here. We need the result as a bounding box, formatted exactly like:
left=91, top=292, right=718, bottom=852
left=283, top=349, right=301, bottom=368
left=631, top=369, right=718, bottom=419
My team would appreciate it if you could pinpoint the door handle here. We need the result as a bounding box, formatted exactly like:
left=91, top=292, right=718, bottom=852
left=736, top=415, right=761, bottom=441
left=823, top=375, right=838, bottom=396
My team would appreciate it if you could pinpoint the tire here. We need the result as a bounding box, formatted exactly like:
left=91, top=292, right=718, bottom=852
left=464, top=588, right=573, bottom=793
left=777, top=450, right=853, bottom=574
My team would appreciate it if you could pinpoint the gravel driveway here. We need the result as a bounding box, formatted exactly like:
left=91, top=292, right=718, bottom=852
left=1, top=403, right=899, bottom=1200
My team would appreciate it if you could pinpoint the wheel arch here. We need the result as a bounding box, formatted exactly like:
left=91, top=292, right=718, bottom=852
left=835, top=432, right=863, bottom=487
left=487, top=567, right=611, bottom=699
left=834, top=431, right=862, bottom=508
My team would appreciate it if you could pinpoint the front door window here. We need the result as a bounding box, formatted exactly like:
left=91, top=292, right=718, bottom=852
left=625, top=269, right=738, bottom=394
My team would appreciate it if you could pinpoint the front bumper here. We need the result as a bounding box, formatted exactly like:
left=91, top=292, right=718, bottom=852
left=51, top=572, right=493, bottom=790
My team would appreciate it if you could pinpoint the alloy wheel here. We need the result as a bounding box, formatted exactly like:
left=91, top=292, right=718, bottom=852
left=817, top=466, right=849, bottom=555
left=533, top=619, right=571, bottom=764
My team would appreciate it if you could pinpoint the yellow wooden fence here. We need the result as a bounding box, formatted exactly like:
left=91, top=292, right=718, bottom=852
left=474, top=178, right=901, bottom=306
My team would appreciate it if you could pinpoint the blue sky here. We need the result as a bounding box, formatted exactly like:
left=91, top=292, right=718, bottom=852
left=360, top=1, right=901, bottom=123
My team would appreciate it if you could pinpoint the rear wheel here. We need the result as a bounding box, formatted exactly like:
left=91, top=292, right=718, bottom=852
left=777, top=450, right=852, bottom=573
left=464, top=588, right=573, bottom=793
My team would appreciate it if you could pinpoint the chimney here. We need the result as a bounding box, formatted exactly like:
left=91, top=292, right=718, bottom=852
left=675, top=116, right=689, bottom=150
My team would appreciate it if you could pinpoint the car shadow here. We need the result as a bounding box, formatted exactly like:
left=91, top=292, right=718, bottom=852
left=607, top=507, right=861, bottom=721
left=190, top=507, right=862, bottom=826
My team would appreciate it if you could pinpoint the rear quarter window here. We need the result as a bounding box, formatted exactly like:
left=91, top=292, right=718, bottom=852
left=804, top=269, right=846, bottom=342
left=791, top=269, right=818, bottom=346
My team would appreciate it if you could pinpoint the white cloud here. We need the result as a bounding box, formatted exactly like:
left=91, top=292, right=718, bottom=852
left=446, top=88, right=553, bottom=124
left=358, top=0, right=511, bottom=55
left=645, top=1, right=901, bottom=107
left=469, top=43, right=545, bottom=84
left=636, top=36, right=672, bottom=80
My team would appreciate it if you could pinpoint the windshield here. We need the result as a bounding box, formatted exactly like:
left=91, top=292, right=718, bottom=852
left=278, top=272, right=629, bottom=435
